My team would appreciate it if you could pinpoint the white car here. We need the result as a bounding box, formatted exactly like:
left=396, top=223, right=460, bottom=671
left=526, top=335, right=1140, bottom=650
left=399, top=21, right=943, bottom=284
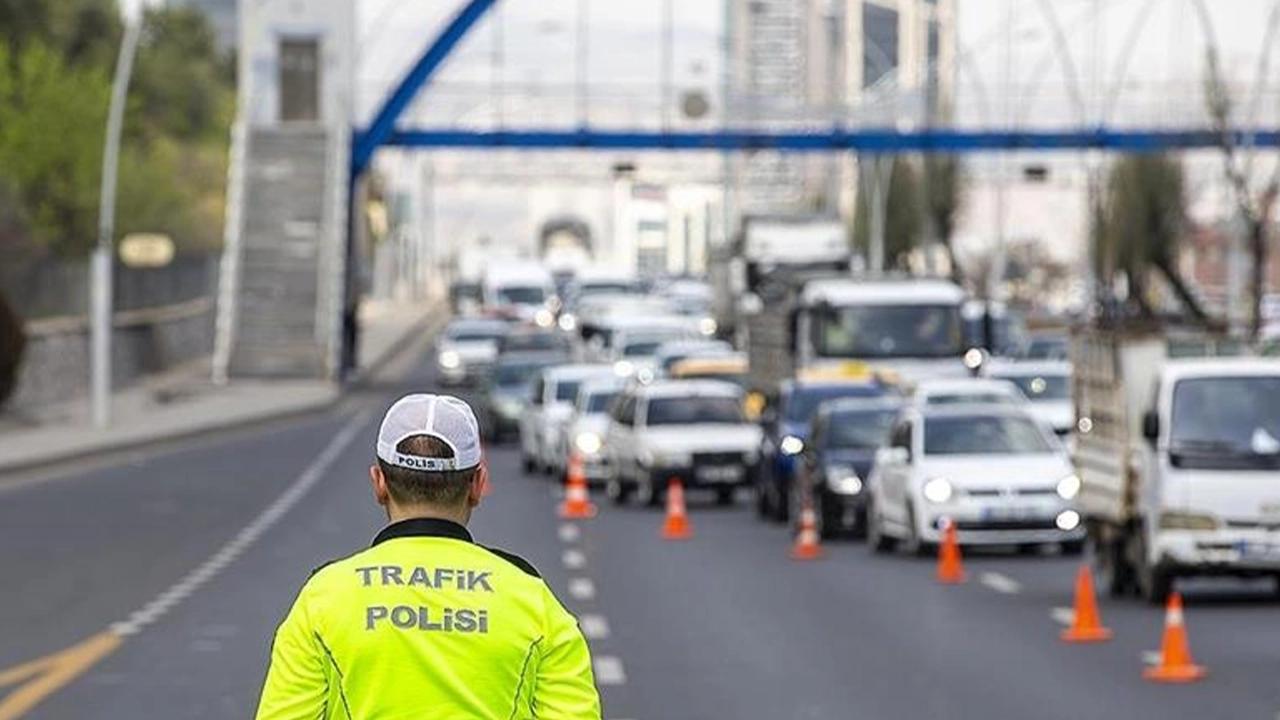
left=557, top=376, right=627, bottom=484
left=908, top=378, right=1027, bottom=408
left=601, top=317, right=703, bottom=378
left=866, top=404, right=1084, bottom=554
left=435, top=318, right=509, bottom=385
left=986, top=360, right=1073, bottom=437
left=518, top=363, right=613, bottom=474
left=603, top=380, right=762, bottom=506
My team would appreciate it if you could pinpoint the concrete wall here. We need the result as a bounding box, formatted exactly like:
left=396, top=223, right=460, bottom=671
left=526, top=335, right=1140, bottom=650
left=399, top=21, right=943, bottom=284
left=8, top=299, right=214, bottom=414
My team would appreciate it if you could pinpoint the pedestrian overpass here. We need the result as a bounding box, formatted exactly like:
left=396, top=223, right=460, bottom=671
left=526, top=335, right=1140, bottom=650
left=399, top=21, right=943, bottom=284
left=213, top=0, right=1280, bottom=382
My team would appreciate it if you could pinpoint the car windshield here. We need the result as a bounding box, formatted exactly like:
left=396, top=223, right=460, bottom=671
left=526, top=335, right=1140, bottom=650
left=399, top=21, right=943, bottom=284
left=580, top=282, right=634, bottom=295
left=554, top=380, right=582, bottom=402
left=497, top=286, right=546, bottom=305
left=811, top=304, right=962, bottom=358
left=1169, top=376, right=1280, bottom=469
left=825, top=409, right=898, bottom=449
left=494, top=360, right=555, bottom=387
left=503, top=333, right=567, bottom=353
left=785, top=385, right=887, bottom=422
left=997, top=374, right=1069, bottom=402
left=585, top=391, right=620, bottom=413
left=447, top=324, right=506, bottom=342
left=623, top=341, right=664, bottom=357
left=924, top=415, right=1054, bottom=455
left=1025, top=336, right=1068, bottom=360
left=646, top=396, right=743, bottom=426
left=925, top=392, right=1018, bottom=406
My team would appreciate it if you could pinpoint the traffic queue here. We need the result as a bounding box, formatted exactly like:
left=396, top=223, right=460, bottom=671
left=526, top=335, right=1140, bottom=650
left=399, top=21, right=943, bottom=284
left=440, top=259, right=1280, bottom=603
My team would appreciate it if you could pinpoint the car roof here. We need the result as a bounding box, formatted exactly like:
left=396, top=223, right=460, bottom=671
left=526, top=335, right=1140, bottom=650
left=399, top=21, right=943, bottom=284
left=636, top=379, right=744, bottom=399
left=985, top=359, right=1072, bottom=377
left=818, top=396, right=904, bottom=415
left=1161, top=357, right=1280, bottom=382
left=541, top=364, right=614, bottom=381
left=669, top=355, right=747, bottom=376
left=800, top=278, right=966, bottom=306
left=917, top=403, right=1039, bottom=421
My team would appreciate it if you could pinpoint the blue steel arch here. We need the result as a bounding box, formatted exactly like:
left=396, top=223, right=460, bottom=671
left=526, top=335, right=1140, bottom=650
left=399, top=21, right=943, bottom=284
left=352, top=0, right=1280, bottom=172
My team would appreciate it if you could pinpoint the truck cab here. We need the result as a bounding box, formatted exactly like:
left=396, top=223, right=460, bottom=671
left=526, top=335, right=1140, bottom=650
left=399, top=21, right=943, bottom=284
left=1075, top=332, right=1280, bottom=601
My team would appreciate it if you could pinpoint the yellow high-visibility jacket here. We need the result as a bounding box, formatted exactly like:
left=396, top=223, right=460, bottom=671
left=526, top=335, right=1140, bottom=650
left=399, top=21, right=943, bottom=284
left=255, top=518, right=601, bottom=720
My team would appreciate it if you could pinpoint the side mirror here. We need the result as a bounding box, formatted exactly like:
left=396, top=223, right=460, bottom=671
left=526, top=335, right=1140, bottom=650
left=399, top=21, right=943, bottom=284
left=1141, top=410, right=1159, bottom=445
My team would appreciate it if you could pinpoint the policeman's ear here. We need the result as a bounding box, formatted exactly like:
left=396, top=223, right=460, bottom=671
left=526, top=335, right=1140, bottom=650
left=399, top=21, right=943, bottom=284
left=369, top=464, right=391, bottom=507
left=468, top=461, right=488, bottom=508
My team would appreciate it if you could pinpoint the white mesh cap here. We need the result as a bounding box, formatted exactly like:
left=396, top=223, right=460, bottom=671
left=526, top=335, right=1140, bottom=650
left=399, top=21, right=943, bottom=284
left=376, top=394, right=483, bottom=472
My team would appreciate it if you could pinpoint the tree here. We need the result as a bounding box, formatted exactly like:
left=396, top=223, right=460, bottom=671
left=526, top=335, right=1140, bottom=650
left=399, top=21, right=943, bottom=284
left=922, top=155, right=964, bottom=283
left=854, top=156, right=923, bottom=269
left=1099, top=153, right=1218, bottom=326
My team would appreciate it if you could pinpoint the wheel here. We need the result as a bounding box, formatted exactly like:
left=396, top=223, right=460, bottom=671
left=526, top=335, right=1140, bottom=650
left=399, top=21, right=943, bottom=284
left=867, top=495, right=897, bottom=553
left=900, top=505, right=926, bottom=556
left=1061, top=540, right=1086, bottom=556
left=716, top=487, right=736, bottom=506
left=1133, top=531, right=1173, bottom=604
left=605, top=476, right=631, bottom=506
left=635, top=472, right=663, bottom=508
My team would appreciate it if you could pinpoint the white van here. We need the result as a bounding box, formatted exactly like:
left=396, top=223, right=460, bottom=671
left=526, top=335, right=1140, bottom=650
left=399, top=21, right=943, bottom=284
left=483, top=263, right=555, bottom=324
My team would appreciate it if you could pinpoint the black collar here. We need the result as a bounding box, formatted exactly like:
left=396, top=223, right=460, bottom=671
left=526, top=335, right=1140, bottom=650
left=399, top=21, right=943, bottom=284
left=371, top=518, right=473, bottom=547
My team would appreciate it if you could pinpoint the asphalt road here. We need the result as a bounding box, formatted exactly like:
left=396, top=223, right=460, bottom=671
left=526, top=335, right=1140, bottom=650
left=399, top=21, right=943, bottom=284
left=2, top=336, right=1279, bottom=719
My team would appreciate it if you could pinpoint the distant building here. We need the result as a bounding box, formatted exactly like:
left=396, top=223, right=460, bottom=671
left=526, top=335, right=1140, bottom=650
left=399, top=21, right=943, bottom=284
left=168, top=0, right=236, bottom=51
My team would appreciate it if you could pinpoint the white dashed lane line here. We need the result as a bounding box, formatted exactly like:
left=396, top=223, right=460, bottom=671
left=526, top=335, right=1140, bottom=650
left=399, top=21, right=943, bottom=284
left=579, top=614, right=611, bottom=639
left=1050, top=607, right=1075, bottom=627
left=558, top=523, right=581, bottom=543
left=568, top=577, right=596, bottom=601
left=593, top=656, right=627, bottom=685
left=562, top=548, right=587, bottom=569
left=978, top=572, right=1022, bottom=595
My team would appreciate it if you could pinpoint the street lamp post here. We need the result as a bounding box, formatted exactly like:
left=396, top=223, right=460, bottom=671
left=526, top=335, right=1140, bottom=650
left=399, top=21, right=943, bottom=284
left=91, top=16, right=143, bottom=429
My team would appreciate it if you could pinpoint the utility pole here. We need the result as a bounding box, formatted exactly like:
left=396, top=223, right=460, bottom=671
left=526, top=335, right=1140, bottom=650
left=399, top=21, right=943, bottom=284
left=91, top=16, right=143, bottom=429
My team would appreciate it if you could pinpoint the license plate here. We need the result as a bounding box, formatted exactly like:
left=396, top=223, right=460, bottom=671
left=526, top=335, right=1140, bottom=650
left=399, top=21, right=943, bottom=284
left=980, top=506, right=1040, bottom=521
left=697, top=465, right=742, bottom=482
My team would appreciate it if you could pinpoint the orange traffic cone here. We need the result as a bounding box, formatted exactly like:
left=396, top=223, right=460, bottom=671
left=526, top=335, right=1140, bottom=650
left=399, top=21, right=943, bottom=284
left=1144, top=592, right=1207, bottom=683
left=790, top=502, right=825, bottom=560
left=660, top=478, right=693, bottom=540
left=1061, top=564, right=1113, bottom=642
left=936, top=519, right=966, bottom=584
left=557, top=454, right=597, bottom=519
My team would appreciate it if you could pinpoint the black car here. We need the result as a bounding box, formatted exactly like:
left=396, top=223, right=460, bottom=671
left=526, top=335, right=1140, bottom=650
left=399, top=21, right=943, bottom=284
left=477, top=352, right=565, bottom=441
left=796, top=397, right=901, bottom=539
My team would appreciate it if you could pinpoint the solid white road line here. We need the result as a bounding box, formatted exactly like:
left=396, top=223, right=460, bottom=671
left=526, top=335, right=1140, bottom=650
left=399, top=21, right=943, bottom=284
left=558, top=523, right=581, bottom=543
left=593, top=656, right=627, bottom=685
left=568, top=578, right=596, bottom=601
left=109, top=410, right=372, bottom=637
left=579, top=614, right=611, bottom=639
left=562, top=548, right=587, bottom=569
left=1050, top=607, right=1075, bottom=627
left=979, top=572, right=1022, bottom=595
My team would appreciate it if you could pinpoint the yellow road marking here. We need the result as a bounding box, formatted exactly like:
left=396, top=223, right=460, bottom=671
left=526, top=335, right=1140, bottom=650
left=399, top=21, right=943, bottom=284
left=0, top=631, right=121, bottom=720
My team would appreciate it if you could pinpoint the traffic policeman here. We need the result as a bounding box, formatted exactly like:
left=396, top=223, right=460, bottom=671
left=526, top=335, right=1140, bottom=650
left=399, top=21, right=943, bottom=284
left=256, top=393, right=602, bottom=719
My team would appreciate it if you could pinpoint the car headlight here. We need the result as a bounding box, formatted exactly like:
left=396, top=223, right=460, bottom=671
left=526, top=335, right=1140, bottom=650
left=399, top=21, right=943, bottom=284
left=613, top=360, right=635, bottom=377
left=575, top=432, right=603, bottom=455
left=439, top=350, right=461, bottom=369
left=699, top=317, right=717, bottom=336
left=923, top=477, right=954, bottom=504
left=825, top=464, right=862, bottom=494
left=1055, top=473, right=1081, bottom=500
left=535, top=309, right=555, bottom=328
left=1159, top=511, right=1220, bottom=530
left=1055, top=510, right=1081, bottom=531
left=558, top=313, right=578, bottom=332
left=779, top=435, right=804, bottom=456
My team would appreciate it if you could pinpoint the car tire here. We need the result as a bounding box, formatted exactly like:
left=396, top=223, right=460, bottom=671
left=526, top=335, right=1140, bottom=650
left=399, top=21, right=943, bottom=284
left=636, top=472, right=663, bottom=508
left=606, top=476, right=632, bottom=505
left=1133, top=531, right=1173, bottom=604
left=867, top=495, right=896, bottom=553
left=716, top=487, right=735, bottom=506
left=902, top=505, right=933, bottom=557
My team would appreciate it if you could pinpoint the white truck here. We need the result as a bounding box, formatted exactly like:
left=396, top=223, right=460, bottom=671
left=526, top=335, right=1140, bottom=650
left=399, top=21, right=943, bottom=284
left=744, top=277, right=972, bottom=397
left=1074, top=329, right=1280, bottom=602
left=710, top=215, right=850, bottom=341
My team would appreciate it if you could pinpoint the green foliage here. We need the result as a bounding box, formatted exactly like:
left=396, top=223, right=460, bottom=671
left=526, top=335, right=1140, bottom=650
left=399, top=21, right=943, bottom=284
left=854, top=157, right=923, bottom=268
left=0, top=4, right=231, bottom=259
left=0, top=41, right=110, bottom=255
left=923, top=155, right=963, bottom=280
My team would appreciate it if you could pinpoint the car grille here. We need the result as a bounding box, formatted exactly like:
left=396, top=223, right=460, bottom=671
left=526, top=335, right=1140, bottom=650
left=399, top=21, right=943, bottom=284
left=953, top=519, right=1059, bottom=531
left=965, top=487, right=1056, bottom=498
left=694, top=451, right=745, bottom=466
